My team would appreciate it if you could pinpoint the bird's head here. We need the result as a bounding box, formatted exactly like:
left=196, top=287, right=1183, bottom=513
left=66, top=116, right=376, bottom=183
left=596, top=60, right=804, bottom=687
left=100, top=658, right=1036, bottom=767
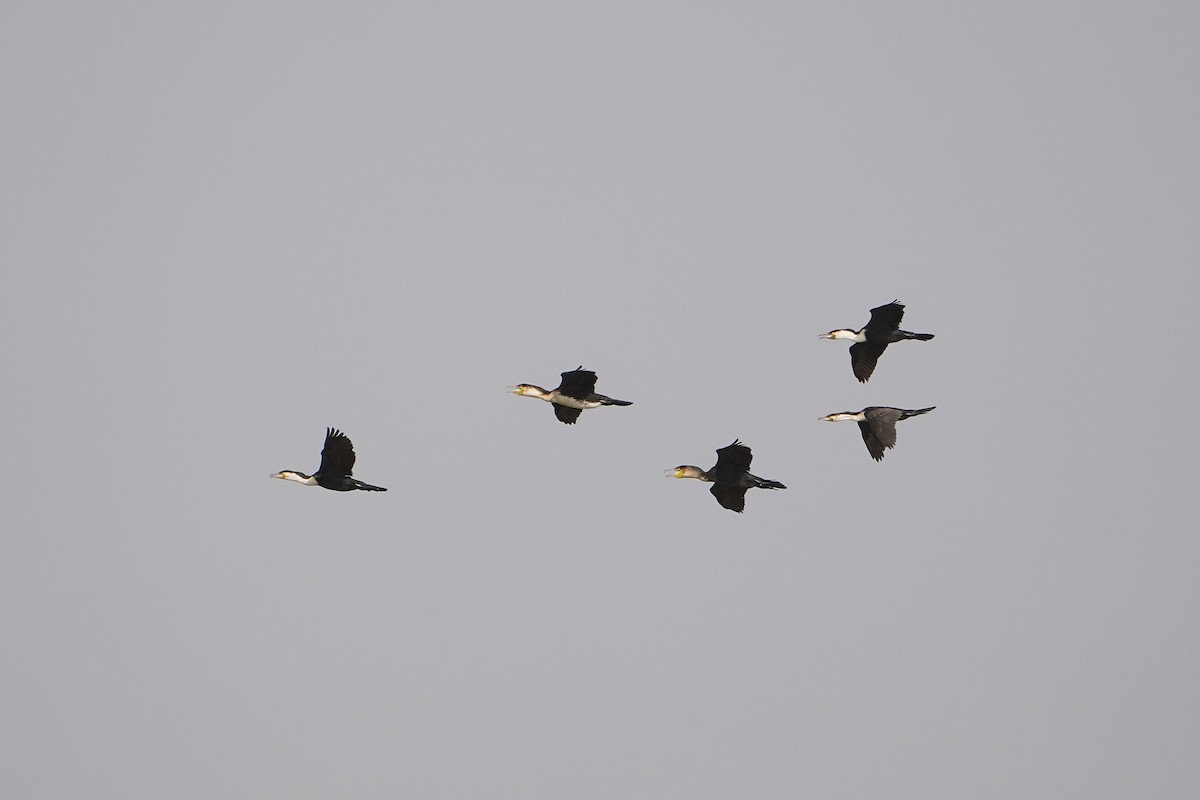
left=667, top=465, right=705, bottom=480
left=819, top=412, right=857, bottom=423
left=818, top=329, right=857, bottom=341
left=508, top=383, right=545, bottom=398
left=271, top=470, right=315, bottom=485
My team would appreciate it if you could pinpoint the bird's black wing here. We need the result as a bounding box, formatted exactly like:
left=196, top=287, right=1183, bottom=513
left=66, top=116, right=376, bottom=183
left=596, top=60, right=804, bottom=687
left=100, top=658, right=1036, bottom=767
left=556, top=367, right=598, bottom=401
left=866, top=408, right=900, bottom=451
left=554, top=405, right=583, bottom=425
left=857, top=420, right=886, bottom=461
left=865, top=301, right=904, bottom=334
left=849, top=341, right=888, bottom=383
left=711, top=440, right=753, bottom=482
left=318, top=427, right=356, bottom=477
left=859, top=409, right=901, bottom=461
left=710, top=483, right=747, bottom=513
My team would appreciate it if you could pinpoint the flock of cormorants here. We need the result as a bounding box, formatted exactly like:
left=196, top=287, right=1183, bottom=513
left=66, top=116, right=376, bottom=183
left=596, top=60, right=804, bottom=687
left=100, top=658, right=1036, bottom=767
left=272, top=301, right=936, bottom=512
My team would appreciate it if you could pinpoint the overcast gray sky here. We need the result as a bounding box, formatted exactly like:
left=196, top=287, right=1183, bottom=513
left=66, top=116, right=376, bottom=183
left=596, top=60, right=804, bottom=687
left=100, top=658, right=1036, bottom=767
left=3, top=2, right=1198, bottom=798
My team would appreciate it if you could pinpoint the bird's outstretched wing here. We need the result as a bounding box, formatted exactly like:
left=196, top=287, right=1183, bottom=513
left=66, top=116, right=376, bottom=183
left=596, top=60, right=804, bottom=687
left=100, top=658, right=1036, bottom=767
left=710, top=483, right=748, bottom=513
left=859, top=409, right=900, bottom=461
left=866, top=301, right=905, bottom=333
left=867, top=408, right=902, bottom=447
left=318, top=427, right=356, bottom=477
left=849, top=341, right=888, bottom=383
left=556, top=367, right=598, bottom=401
left=712, top=439, right=753, bottom=481
left=554, top=405, right=583, bottom=425
left=858, top=421, right=887, bottom=461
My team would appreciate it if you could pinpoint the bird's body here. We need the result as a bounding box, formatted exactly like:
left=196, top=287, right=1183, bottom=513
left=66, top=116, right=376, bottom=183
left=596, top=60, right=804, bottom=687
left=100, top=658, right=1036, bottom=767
left=509, top=366, right=632, bottom=424
left=271, top=428, right=387, bottom=492
left=820, top=406, right=935, bottom=461
left=820, top=301, right=934, bottom=383
left=669, top=440, right=786, bottom=513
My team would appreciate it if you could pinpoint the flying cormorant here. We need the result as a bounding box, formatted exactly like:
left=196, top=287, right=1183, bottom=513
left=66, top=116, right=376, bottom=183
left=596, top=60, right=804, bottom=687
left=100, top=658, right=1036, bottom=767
left=668, top=440, right=786, bottom=513
left=508, top=366, right=632, bottom=425
left=271, top=427, right=387, bottom=491
left=819, top=406, right=935, bottom=461
left=819, top=301, right=934, bottom=383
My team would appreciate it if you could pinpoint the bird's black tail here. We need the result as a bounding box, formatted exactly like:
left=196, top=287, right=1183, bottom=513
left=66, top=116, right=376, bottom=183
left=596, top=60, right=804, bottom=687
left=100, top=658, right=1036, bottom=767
left=754, top=476, right=787, bottom=490
left=353, top=480, right=388, bottom=492
left=601, top=397, right=633, bottom=406
left=899, top=330, right=935, bottom=341
left=900, top=407, right=936, bottom=420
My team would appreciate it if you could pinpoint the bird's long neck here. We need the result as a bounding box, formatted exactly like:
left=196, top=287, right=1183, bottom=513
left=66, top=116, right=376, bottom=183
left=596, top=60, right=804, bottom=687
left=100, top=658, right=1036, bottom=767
left=273, top=471, right=318, bottom=486
left=674, top=466, right=711, bottom=482
left=514, top=385, right=553, bottom=401
left=824, top=329, right=867, bottom=343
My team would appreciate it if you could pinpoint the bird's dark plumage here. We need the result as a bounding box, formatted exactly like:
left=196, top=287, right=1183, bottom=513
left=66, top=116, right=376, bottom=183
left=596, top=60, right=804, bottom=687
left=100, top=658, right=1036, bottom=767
left=555, top=368, right=599, bottom=401
left=824, top=301, right=935, bottom=383
left=318, top=428, right=357, bottom=479
left=712, top=440, right=755, bottom=483
left=671, top=439, right=786, bottom=513
left=272, top=427, right=387, bottom=492
left=553, top=404, right=583, bottom=425
left=864, top=301, right=906, bottom=333
left=509, top=366, right=632, bottom=425
left=848, top=340, right=890, bottom=384
left=822, top=407, right=935, bottom=461
left=316, top=428, right=386, bottom=491
left=853, top=301, right=909, bottom=383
